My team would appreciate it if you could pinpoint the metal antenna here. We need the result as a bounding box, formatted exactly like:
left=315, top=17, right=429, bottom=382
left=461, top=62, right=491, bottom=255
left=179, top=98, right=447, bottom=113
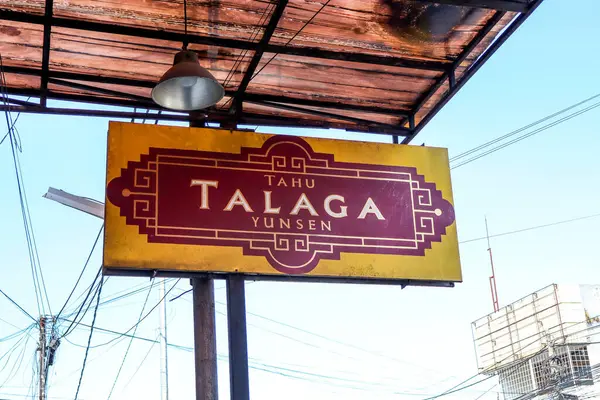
left=486, top=217, right=500, bottom=312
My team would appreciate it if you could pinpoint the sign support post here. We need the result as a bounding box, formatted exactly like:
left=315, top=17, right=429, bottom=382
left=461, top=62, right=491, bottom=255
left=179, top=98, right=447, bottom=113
left=226, top=276, right=250, bottom=400
left=189, top=117, right=219, bottom=400
left=192, top=278, right=218, bottom=400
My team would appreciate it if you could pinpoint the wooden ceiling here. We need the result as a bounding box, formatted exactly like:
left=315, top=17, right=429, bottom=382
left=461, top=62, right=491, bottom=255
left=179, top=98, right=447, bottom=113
left=0, top=0, right=543, bottom=141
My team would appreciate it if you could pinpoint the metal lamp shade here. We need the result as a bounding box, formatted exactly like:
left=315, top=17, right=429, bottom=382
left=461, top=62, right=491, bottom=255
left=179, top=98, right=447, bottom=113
left=152, top=50, right=224, bottom=111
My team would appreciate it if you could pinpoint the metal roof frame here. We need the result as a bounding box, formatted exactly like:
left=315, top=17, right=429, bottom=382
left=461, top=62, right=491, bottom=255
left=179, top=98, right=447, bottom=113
left=0, top=0, right=543, bottom=141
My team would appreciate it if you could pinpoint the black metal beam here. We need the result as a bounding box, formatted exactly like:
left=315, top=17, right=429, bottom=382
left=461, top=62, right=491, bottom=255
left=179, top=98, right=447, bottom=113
left=1, top=97, right=39, bottom=107
left=0, top=9, right=254, bottom=52
left=247, top=100, right=412, bottom=136
left=2, top=65, right=157, bottom=88
left=266, top=44, right=449, bottom=71
left=5, top=65, right=412, bottom=119
left=0, top=102, right=404, bottom=135
left=244, top=93, right=410, bottom=116
left=40, top=0, right=53, bottom=106
left=226, top=276, right=250, bottom=400
left=230, top=0, right=288, bottom=116
left=417, top=0, right=529, bottom=12
left=0, top=105, right=192, bottom=122
left=0, top=9, right=448, bottom=71
left=402, top=9, right=506, bottom=144
left=2, top=87, right=161, bottom=110
left=48, top=77, right=156, bottom=105
left=404, top=0, right=543, bottom=143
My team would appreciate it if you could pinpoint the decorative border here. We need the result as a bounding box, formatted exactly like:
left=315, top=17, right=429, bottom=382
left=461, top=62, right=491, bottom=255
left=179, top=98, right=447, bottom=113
left=107, top=136, right=455, bottom=274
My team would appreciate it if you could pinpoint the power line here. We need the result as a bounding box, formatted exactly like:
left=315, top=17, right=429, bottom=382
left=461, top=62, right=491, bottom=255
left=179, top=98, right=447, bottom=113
left=220, top=1, right=275, bottom=88
left=0, top=98, right=30, bottom=146
left=122, top=334, right=160, bottom=389
left=57, top=319, right=533, bottom=398
left=450, top=92, right=600, bottom=162
left=65, top=279, right=180, bottom=349
left=56, top=224, right=104, bottom=320
left=0, top=288, right=36, bottom=323
left=452, top=99, right=600, bottom=169
left=172, top=288, right=448, bottom=375
left=250, top=0, right=331, bottom=82
left=214, top=299, right=448, bottom=375
left=0, top=55, right=52, bottom=316
left=62, top=277, right=173, bottom=319
left=428, top=316, right=600, bottom=400
left=0, top=324, right=35, bottom=343
left=106, top=280, right=154, bottom=400
left=60, top=268, right=103, bottom=338
left=460, top=212, right=600, bottom=244
left=423, top=345, right=549, bottom=400
left=73, top=277, right=104, bottom=400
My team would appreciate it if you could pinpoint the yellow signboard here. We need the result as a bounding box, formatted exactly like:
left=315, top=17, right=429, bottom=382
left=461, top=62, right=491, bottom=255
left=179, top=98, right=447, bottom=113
left=104, top=122, right=460, bottom=285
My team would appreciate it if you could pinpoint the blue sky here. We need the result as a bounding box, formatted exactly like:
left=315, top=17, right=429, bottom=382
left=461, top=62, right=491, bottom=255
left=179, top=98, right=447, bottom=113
left=1, top=0, right=600, bottom=399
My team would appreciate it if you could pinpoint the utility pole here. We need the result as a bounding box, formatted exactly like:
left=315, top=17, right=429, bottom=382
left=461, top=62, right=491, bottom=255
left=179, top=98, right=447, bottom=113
left=192, top=278, right=218, bottom=400
left=38, top=316, right=46, bottom=400
left=190, top=116, right=218, bottom=400
left=159, top=278, right=170, bottom=400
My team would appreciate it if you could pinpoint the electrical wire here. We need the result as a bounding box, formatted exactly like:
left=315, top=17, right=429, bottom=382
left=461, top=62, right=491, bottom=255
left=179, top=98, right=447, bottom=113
left=73, top=277, right=104, bottom=400
left=98, top=279, right=175, bottom=309
left=0, top=325, right=34, bottom=392
left=62, top=277, right=171, bottom=319
left=214, top=308, right=369, bottom=363
left=0, top=55, right=52, bottom=316
left=60, top=267, right=103, bottom=338
left=122, top=334, right=159, bottom=389
left=0, top=97, right=30, bottom=146
left=220, top=297, right=449, bottom=375
left=459, top=212, right=600, bottom=244
left=434, top=317, right=600, bottom=400
left=106, top=280, right=154, bottom=400
left=63, top=279, right=180, bottom=349
left=169, top=287, right=192, bottom=302
left=56, top=225, right=104, bottom=320
left=250, top=0, right=331, bottom=81
left=0, top=324, right=35, bottom=343
left=422, top=346, right=549, bottom=400
left=0, top=288, right=37, bottom=323
left=451, top=99, right=600, bottom=169
left=450, top=92, right=600, bottom=162
left=171, top=287, right=450, bottom=376
left=220, top=1, right=275, bottom=89
left=0, top=331, right=32, bottom=389
left=220, top=0, right=331, bottom=110
left=55, top=318, right=541, bottom=399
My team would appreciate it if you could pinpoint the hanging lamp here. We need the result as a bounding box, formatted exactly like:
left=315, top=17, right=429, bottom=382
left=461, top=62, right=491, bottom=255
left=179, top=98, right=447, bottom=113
left=152, top=0, right=224, bottom=111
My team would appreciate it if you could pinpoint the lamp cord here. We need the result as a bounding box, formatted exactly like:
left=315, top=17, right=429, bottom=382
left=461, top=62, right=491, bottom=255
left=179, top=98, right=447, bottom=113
left=183, top=0, right=188, bottom=50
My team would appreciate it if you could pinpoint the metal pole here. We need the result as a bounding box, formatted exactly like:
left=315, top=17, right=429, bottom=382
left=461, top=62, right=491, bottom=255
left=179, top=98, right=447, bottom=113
left=192, top=278, right=218, bottom=400
left=485, top=217, right=500, bottom=312
left=189, top=118, right=218, bottom=400
left=159, top=278, right=169, bottom=400
left=38, top=316, right=46, bottom=400
left=226, top=276, right=249, bottom=400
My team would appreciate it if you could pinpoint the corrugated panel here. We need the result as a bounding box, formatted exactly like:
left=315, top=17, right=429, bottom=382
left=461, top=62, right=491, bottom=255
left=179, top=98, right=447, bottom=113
left=0, top=20, right=43, bottom=68
left=0, top=0, right=44, bottom=15
left=52, top=0, right=276, bottom=41
left=271, top=0, right=493, bottom=61
left=247, top=53, right=439, bottom=111
left=0, top=0, right=542, bottom=136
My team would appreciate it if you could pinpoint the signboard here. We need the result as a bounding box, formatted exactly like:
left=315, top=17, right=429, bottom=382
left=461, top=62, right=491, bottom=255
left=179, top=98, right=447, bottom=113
left=103, top=122, right=460, bottom=284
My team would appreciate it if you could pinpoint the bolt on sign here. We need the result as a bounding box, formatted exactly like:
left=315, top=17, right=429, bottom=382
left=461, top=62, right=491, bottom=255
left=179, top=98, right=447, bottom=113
left=103, top=122, right=461, bottom=285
